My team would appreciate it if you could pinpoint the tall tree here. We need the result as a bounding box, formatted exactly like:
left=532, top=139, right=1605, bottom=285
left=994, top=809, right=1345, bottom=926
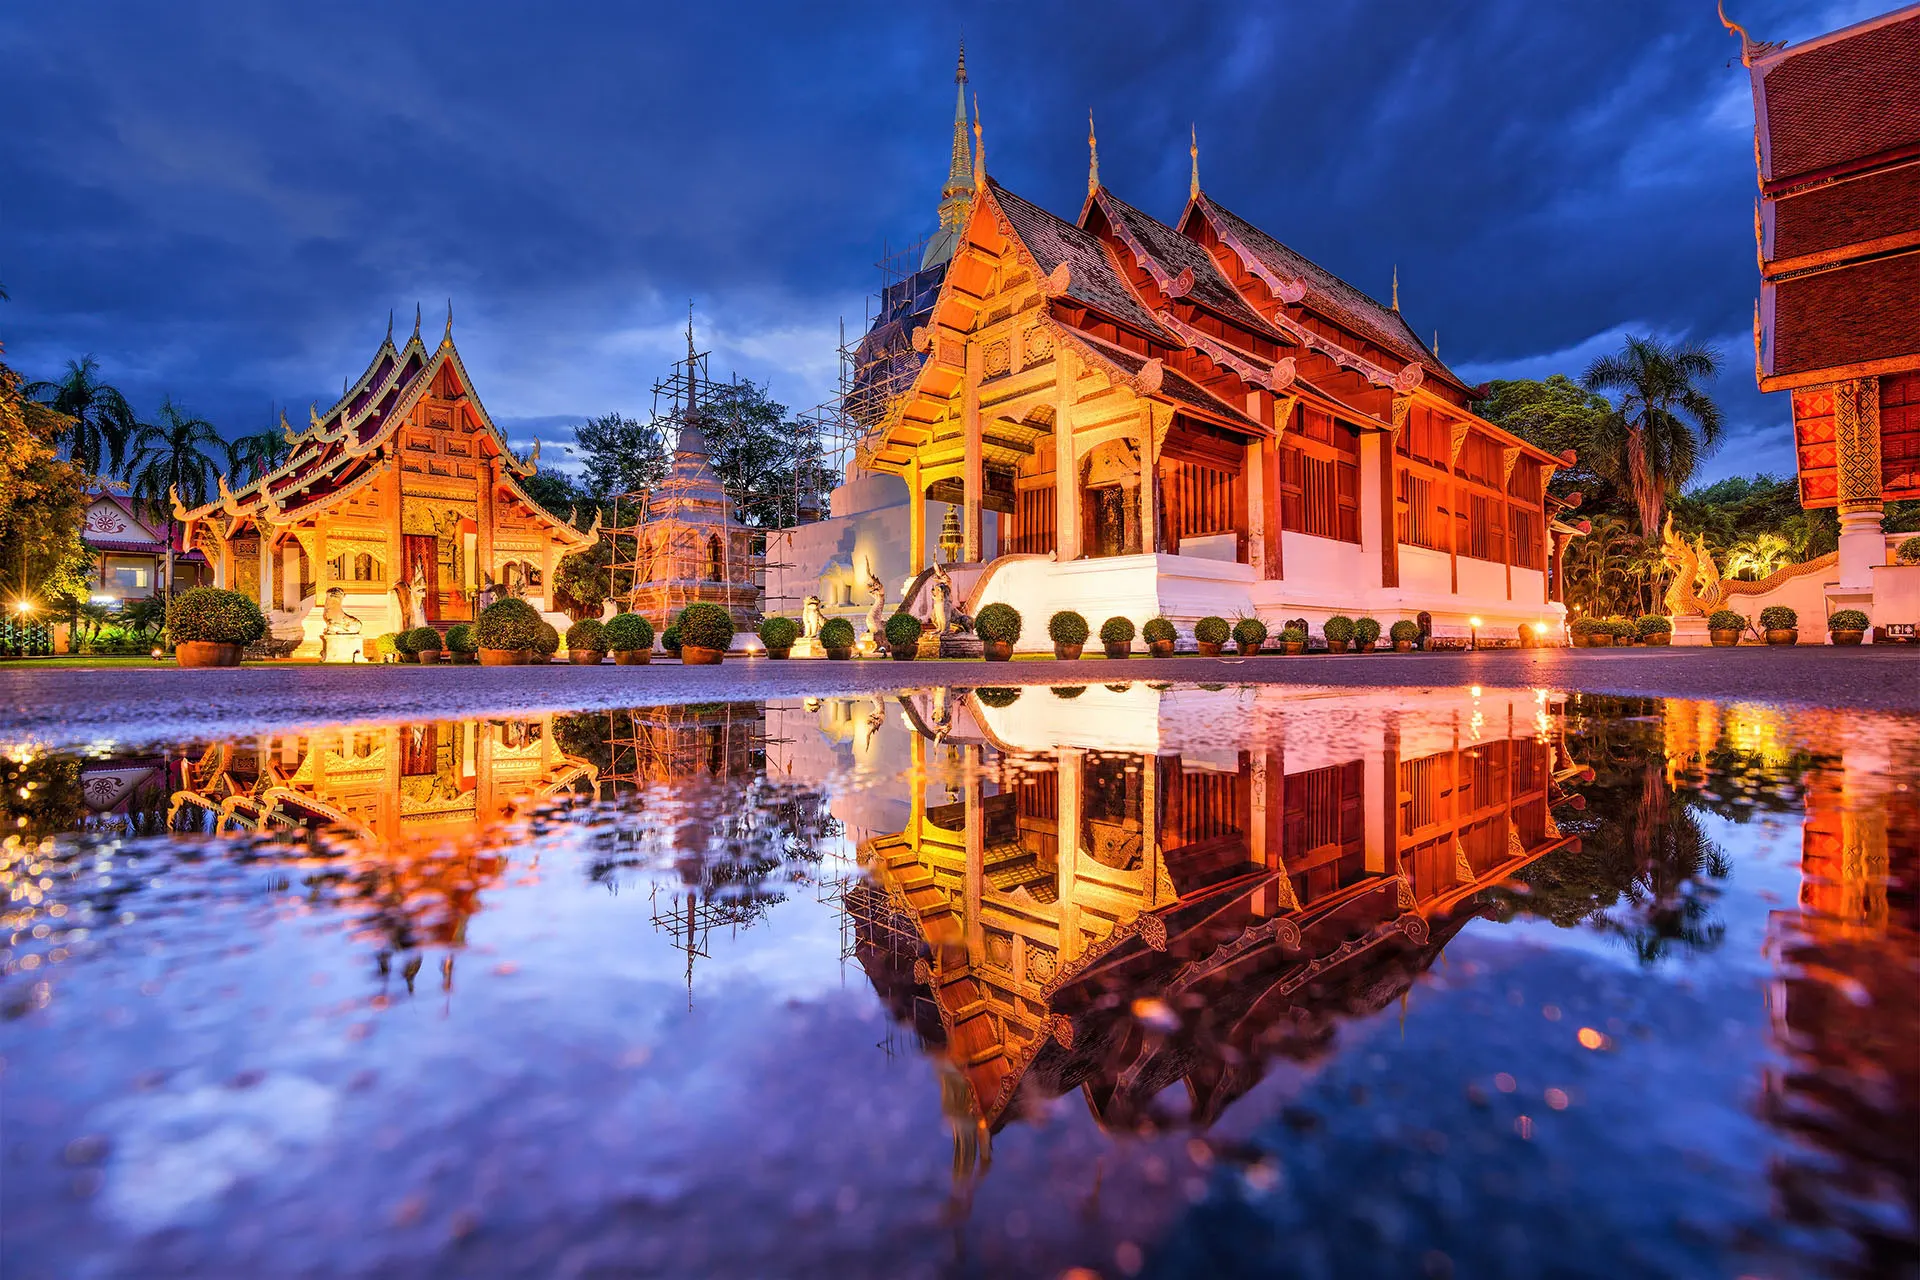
left=229, top=415, right=292, bottom=485
left=576, top=412, right=669, bottom=505
left=25, top=355, right=136, bottom=478
left=694, top=378, right=835, bottom=529
left=125, top=398, right=225, bottom=607
left=1, top=345, right=91, bottom=613
left=1581, top=336, right=1724, bottom=539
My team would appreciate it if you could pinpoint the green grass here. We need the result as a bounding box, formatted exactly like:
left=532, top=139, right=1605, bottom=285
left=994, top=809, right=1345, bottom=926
left=1, top=656, right=324, bottom=668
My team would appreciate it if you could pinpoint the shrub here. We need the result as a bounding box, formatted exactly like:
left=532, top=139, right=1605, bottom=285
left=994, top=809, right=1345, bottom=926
left=1354, top=617, right=1381, bottom=647
left=566, top=618, right=609, bottom=651
left=884, top=611, right=923, bottom=651
left=1278, top=625, right=1307, bottom=645
left=167, top=586, right=268, bottom=646
left=605, top=612, right=655, bottom=652
left=1099, top=616, right=1136, bottom=645
left=1708, top=609, right=1748, bottom=632
left=1635, top=615, right=1672, bottom=636
left=407, top=625, right=443, bottom=653
left=758, top=616, right=799, bottom=649
left=1897, top=536, right=1920, bottom=566
left=1048, top=610, right=1090, bottom=645
left=676, top=602, right=736, bottom=651
left=975, top=687, right=1020, bottom=708
left=1050, top=686, right=1086, bottom=699
left=975, top=602, right=1022, bottom=644
left=1283, top=618, right=1308, bottom=636
left=392, top=627, right=420, bottom=655
left=819, top=617, right=855, bottom=649
left=1759, top=605, right=1798, bottom=631
left=1389, top=619, right=1420, bottom=643
left=1142, top=617, right=1176, bottom=644
left=533, top=621, right=561, bottom=656
left=477, top=598, right=543, bottom=651
left=1603, top=616, right=1635, bottom=638
left=1194, top=615, right=1230, bottom=645
left=1570, top=615, right=1599, bottom=636
left=1828, top=609, right=1869, bottom=632
left=661, top=626, right=682, bottom=655
left=444, top=623, right=478, bottom=654
left=375, top=632, right=400, bottom=658
left=1323, top=615, right=1356, bottom=644
left=1232, top=617, right=1267, bottom=646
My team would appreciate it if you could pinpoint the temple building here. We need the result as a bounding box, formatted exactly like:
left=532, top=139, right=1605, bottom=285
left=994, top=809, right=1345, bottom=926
left=175, top=310, right=592, bottom=658
left=1727, top=4, right=1920, bottom=634
left=81, top=491, right=209, bottom=602
left=783, top=49, right=1578, bottom=648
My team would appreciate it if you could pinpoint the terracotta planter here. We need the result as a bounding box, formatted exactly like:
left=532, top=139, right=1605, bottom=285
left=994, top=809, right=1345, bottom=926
left=1355, top=641, right=1375, bottom=654
left=1394, top=640, right=1414, bottom=653
left=449, top=652, right=476, bottom=664
left=416, top=649, right=442, bottom=664
left=1571, top=634, right=1589, bottom=648
left=1283, top=641, right=1305, bottom=655
left=569, top=650, right=605, bottom=665
left=1326, top=640, right=1349, bottom=654
left=613, top=650, right=651, bottom=665
left=1147, top=639, right=1174, bottom=658
left=1235, top=639, right=1261, bottom=656
left=1642, top=633, right=1671, bottom=646
left=1765, top=628, right=1798, bottom=646
left=1053, top=642, right=1084, bottom=661
left=681, top=645, right=725, bottom=666
left=889, top=644, right=917, bottom=661
left=175, top=641, right=243, bottom=668
left=1103, top=642, right=1130, bottom=660
left=478, top=647, right=528, bottom=666
left=1831, top=630, right=1864, bottom=646
left=1709, top=630, right=1740, bottom=647
left=825, top=646, right=853, bottom=661
left=1196, top=641, right=1223, bottom=657
left=765, top=647, right=791, bottom=660
left=982, top=640, right=1013, bottom=662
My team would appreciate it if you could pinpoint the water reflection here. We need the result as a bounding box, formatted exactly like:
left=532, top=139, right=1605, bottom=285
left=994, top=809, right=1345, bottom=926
left=0, top=686, right=1913, bottom=1276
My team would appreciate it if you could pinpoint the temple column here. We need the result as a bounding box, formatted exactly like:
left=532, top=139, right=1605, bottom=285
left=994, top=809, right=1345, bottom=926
left=478, top=457, right=498, bottom=591
left=963, top=341, right=983, bottom=561
left=1245, top=439, right=1266, bottom=575
left=1140, top=404, right=1167, bottom=556
left=1054, top=349, right=1080, bottom=562
left=1834, top=378, right=1885, bottom=592
left=257, top=526, right=275, bottom=615
left=907, top=456, right=926, bottom=576
left=385, top=473, right=405, bottom=627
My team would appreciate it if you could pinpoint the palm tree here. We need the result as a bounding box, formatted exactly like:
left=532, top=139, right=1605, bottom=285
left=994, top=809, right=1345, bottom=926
left=229, top=416, right=291, bottom=486
left=1726, top=532, right=1791, bottom=581
left=24, top=355, right=136, bottom=478
left=125, top=398, right=225, bottom=607
left=1581, top=336, right=1725, bottom=540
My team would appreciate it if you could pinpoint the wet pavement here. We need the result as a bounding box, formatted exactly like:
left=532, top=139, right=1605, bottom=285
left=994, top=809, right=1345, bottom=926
left=1, top=683, right=1915, bottom=1278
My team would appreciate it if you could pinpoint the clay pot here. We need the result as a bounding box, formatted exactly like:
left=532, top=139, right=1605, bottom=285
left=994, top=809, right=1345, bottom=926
left=449, top=652, right=476, bottom=664
left=569, top=650, right=605, bottom=665
left=825, top=646, right=853, bottom=661
left=1394, top=640, right=1414, bottom=653
left=1765, top=628, right=1798, bottom=646
left=681, top=645, right=724, bottom=666
left=1196, top=641, right=1223, bottom=657
left=1104, top=642, right=1130, bottom=660
left=1235, top=639, right=1261, bottom=656
left=1054, top=642, right=1083, bottom=661
left=1283, top=641, right=1305, bottom=655
left=982, top=640, right=1013, bottom=662
left=175, top=641, right=242, bottom=668
left=1147, top=639, right=1175, bottom=658
left=765, top=647, right=791, bottom=660
left=1355, top=641, right=1374, bottom=654
left=1709, top=630, right=1740, bottom=647
left=1326, top=640, right=1348, bottom=655
left=416, top=649, right=442, bottom=664
left=889, top=643, right=917, bottom=661
left=1643, top=633, right=1671, bottom=646
left=613, top=650, right=651, bottom=665
left=478, top=647, right=528, bottom=666
left=1571, top=634, right=1589, bottom=648
left=1831, top=630, right=1864, bottom=646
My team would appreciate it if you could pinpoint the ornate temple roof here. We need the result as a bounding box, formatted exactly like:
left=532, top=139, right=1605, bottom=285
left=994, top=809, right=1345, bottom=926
left=1084, top=188, right=1279, bottom=342
left=988, top=180, right=1174, bottom=343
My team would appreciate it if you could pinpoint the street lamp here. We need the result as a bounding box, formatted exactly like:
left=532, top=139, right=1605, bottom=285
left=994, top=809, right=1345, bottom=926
left=1468, top=616, right=1482, bottom=651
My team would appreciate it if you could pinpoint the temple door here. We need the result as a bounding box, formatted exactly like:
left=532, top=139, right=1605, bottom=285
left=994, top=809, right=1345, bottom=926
left=403, top=534, right=440, bottom=622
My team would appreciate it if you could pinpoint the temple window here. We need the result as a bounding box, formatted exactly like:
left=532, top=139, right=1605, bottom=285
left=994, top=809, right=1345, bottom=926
left=1278, top=411, right=1360, bottom=544
left=706, top=535, right=723, bottom=583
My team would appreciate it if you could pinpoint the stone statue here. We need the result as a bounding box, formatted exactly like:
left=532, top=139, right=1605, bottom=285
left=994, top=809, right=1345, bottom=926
left=861, top=559, right=887, bottom=651
left=928, top=562, right=972, bottom=637
left=474, top=572, right=502, bottom=614
left=407, top=552, right=431, bottom=630
left=320, top=587, right=362, bottom=635
left=802, top=595, right=824, bottom=640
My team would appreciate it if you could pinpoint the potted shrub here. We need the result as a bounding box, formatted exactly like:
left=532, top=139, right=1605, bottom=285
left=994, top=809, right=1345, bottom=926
left=566, top=618, right=608, bottom=665
left=1049, top=610, right=1090, bottom=660
left=1828, top=608, right=1869, bottom=646
left=1232, top=616, right=1267, bottom=656
left=1389, top=619, right=1419, bottom=652
left=407, top=626, right=444, bottom=664
left=976, top=603, right=1021, bottom=661
left=1142, top=616, right=1177, bottom=658
left=533, top=621, right=561, bottom=663
left=1760, top=605, right=1798, bottom=646
left=661, top=626, right=682, bottom=658
left=168, top=586, right=267, bottom=668
left=444, top=623, right=478, bottom=664
left=1354, top=617, right=1381, bottom=654
left=1100, top=616, right=1136, bottom=659
left=1323, top=615, right=1356, bottom=655
left=373, top=632, right=401, bottom=664
left=1635, top=615, right=1672, bottom=646
left=476, top=598, right=542, bottom=665
left=1707, top=609, right=1747, bottom=647
left=1277, top=625, right=1307, bottom=655
left=606, top=612, right=655, bottom=664
left=1897, top=536, right=1920, bottom=565
left=819, top=616, right=855, bottom=660
left=1569, top=616, right=1594, bottom=648
left=1193, top=615, right=1230, bottom=657
left=392, top=627, right=420, bottom=661
left=758, top=615, right=798, bottom=659
left=676, top=602, right=735, bottom=665
left=883, top=610, right=923, bottom=661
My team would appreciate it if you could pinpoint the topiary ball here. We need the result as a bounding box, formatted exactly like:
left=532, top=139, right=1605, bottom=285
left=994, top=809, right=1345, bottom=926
left=1323, top=615, right=1356, bottom=644
left=406, top=625, right=443, bottom=652
left=566, top=618, right=609, bottom=651
left=758, top=616, right=800, bottom=649
left=1048, top=610, right=1090, bottom=645
left=1708, top=609, right=1747, bottom=632
left=675, top=602, right=736, bottom=651
left=476, top=598, right=542, bottom=651
left=818, top=617, right=855, bottom=650
left=533, top=621, right=561, bottom=656
left=661, top=626, right=683, bottom=655
left=1141, top=617, right=1176, bottom=644
left=884, top=611, right=924, bottom=651
left=1193, top=615, right=1230, bottom=645
left=1389, top=620, right=1420, bottom=643
left=444, top=623, right=478, bottom=654
left=1828, top=609, right=1869, bottom=631
left=1099, top=616, right=1136, bottom=644
left=975, top=603, right=1022, bottom=644
left=1354, top=617, right=1382, bottom=646
left=1759, top=605, right=1797, bottom=631
left=167, top=586, right=268, bottom=646
left=1232, top=617, right=1267, bottom=646
left=605, top=612, right=655, bottom=652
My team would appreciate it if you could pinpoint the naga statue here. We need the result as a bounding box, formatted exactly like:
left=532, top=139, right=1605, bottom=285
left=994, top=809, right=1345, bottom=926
left=861, top=559, right=887, bottom=651
left=1659, top=515, right=1835, bottom=617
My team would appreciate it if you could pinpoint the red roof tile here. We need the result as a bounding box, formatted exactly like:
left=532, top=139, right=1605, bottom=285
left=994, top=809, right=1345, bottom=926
left=1771, top=253, right=1920, bottom=377
left=1756, top=8, right=1920, bottom=184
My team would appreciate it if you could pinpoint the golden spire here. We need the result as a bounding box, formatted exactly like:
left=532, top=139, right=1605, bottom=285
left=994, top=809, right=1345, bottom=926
left=1392, top=266, right=1399, bottom=312
left=1087, top=108, right=1099, bottom=197
left=924, top=40, right=976, bottom=269
left=1189, top=124, right=1200, bottom=199
left=1432, top=330, right=1440, bottom=357
left=972, top=92, right=984, bottom=190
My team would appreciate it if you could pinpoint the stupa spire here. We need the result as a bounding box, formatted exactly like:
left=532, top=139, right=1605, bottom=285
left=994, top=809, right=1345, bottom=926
left=1087, top=109, right=1099, bottom=197
left=1189, top=124, right=1200, bottom=199
left=921, top=41, right=975, bottom=269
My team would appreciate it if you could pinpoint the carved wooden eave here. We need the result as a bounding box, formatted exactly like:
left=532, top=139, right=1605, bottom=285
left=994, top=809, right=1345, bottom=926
left=1054, top=326, right=1268, bottom=438
left=1407, top=386, right=1567, bottom=469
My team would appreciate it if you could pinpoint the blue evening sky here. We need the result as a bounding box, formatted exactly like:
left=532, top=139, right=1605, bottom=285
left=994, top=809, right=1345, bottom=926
left=0, top=1, right=1886, bottom=483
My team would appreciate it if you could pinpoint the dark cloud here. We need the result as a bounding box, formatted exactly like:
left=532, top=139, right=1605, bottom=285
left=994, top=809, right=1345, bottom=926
left=0, top=0, right=1857, bottom=480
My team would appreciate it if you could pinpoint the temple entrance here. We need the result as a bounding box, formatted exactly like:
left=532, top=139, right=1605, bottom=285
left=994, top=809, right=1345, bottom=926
left=1081, top=440, right=1145, bottom=559
left=403, top=534, right=441, bottom=623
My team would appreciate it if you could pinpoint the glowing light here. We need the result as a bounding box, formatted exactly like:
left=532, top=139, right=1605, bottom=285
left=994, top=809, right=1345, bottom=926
left=1533, top=621, right=1549, bottom=635
left=151, top=647, right=164, bottom=660
left=1470, top=685, right=1482, bottom=697
left=1577, top=1027, right=1607, bottom=1050
left=11, top=600, right=31, bottom=615
left=1469, top=616, right=1482, bottom=628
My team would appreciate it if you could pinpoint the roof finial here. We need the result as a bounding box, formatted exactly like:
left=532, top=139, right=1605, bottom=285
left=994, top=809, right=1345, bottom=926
left=1717, top=0, right=1773, bottom=65
left=972, top=92, right=985, bottom=189
left=1391, top=266, right=1399, bottom=312
left=412, top=303, right=421, bottom=339
left=386, top=309, right=394, bottom=342
left=1088, top=108, right=1099, bottom=197
left=443, top=299, right=453, bottom=345
left=924, top=39, right=976, bottom=270
left=1432, top=330, right=1440, bottom=358
left=1189, top=124, right=1200, bottom=200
